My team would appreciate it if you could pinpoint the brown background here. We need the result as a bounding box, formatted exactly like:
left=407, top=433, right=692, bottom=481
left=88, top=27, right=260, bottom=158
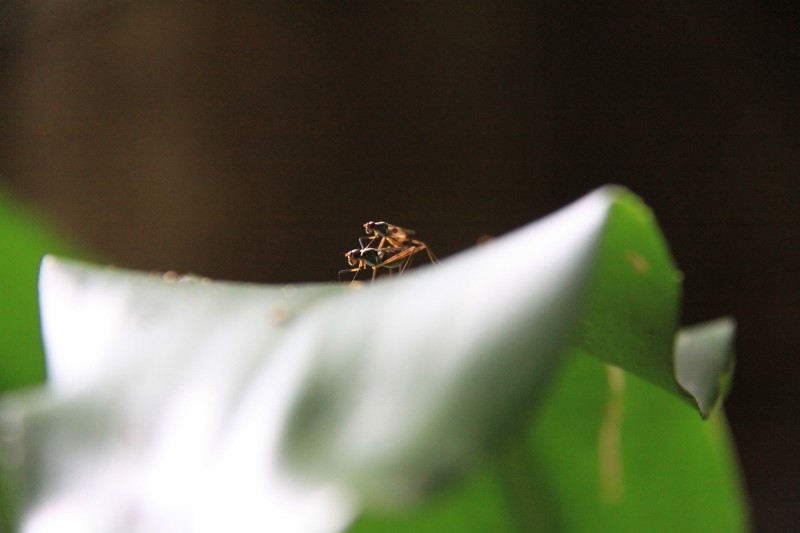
left=1, top=1, right=798, bottom=530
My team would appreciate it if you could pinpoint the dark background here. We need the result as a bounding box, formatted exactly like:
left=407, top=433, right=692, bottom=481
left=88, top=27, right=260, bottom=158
left=1, top=1, right=797, bottom=530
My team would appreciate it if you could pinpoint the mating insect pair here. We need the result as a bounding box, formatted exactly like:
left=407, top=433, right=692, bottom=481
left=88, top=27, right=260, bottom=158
left=339, top=221, right=437, bottom=283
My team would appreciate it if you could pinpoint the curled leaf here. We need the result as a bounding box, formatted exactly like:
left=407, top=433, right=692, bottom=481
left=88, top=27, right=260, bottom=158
left=0, top=186, right=736, bottom=532
left=675, top=317, right=736, bottom=417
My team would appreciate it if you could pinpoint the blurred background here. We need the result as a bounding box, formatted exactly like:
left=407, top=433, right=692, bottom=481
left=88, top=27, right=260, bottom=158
left=0, top=1, right=797, bottom=530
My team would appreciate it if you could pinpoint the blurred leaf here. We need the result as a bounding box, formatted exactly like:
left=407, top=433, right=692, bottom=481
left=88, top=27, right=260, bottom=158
left=352, top=353, right=747, bottom=532
left=521, top=353, right=747, bottom=532
left=674, top=317, right=736, bottom=416
left=0, top=187, right=744, bottom=532
left=0, top=185, right=86, bottom=532
left=0, top=186, right=84, bottom=392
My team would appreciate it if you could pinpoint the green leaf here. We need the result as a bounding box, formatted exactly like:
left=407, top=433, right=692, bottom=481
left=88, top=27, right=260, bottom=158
left=0, top=188, right=68, bottom=393
left=0, top=185, right=90, bottom=392
left=520, top=353, right=747, bottom=532
left=0, top=186, right=744, bottom=532
left=571, top=190, right=683, bottom=398
left=351, top=354, right=748, bottom=532
left=568, top=189, right=734, bottom=417
left=0, top=186, right=86, bottom=531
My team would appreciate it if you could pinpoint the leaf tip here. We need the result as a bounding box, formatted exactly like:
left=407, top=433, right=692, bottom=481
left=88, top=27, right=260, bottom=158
left=674, top=317, right=737, bottom=418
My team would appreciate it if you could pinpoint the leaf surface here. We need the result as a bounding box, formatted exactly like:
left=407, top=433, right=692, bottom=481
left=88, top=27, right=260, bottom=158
left=0, top=187, right=742, bottom=532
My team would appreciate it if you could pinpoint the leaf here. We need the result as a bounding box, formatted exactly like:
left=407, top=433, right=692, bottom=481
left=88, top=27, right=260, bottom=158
left=569, top=191, right=734, bottom=416
left=519, top=353, right=747, bottom=532
left=351, top=353, right=748, bottom=532
left=571, top=192, right=683, bottom=398
left=0, top=186, right=87, bottom=532
left=674, top=317, right=736, bottom=417
left=0, top=186, right=742, bottom=532
left=0, top=187, right=81, bottom=393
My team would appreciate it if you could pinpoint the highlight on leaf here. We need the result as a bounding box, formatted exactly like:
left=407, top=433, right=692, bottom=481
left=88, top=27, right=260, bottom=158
left=0, top=186, right=742, bottom=533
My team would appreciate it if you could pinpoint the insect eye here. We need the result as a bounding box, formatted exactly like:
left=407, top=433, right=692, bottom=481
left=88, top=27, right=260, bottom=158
left=344, top=249, right=359, bottom=265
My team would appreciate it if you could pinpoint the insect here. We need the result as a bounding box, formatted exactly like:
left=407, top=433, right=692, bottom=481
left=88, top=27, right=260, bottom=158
left=340, top=221, right=438, bottom=284
left=361, top=221, right=438, bottom=263
left=339, top=245, right=422, bottom=283
left=361, top=221, right=414, bottom=246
